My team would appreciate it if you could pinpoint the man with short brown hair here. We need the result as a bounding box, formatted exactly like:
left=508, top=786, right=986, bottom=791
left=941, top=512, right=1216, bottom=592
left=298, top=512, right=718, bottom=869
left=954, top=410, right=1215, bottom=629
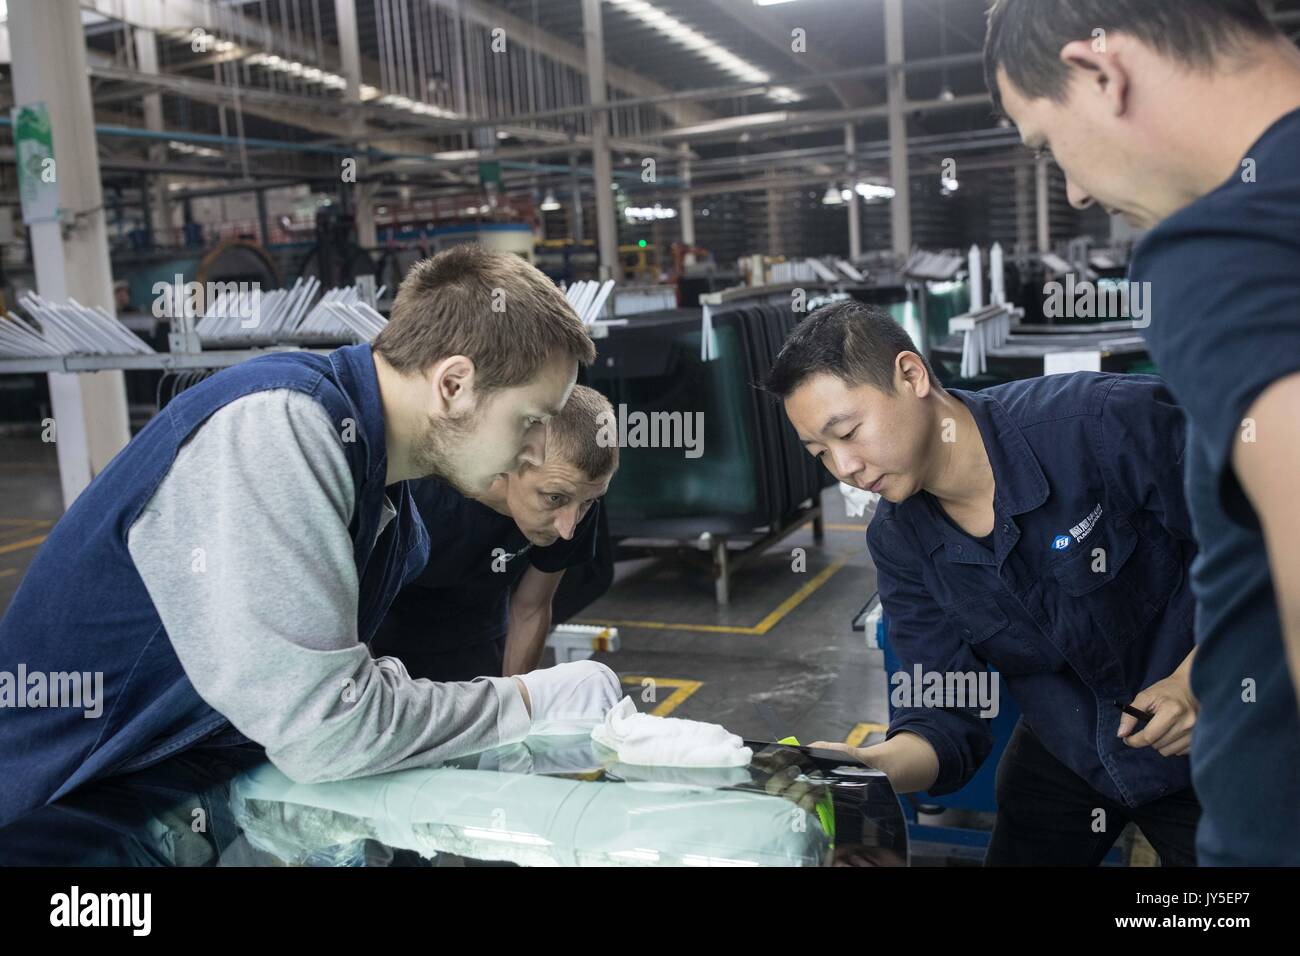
left=985, top=0, right=1300, bottom=866
left=374, top=244, right=596, bottom=392
left=0, top=246, right=619, bottom=827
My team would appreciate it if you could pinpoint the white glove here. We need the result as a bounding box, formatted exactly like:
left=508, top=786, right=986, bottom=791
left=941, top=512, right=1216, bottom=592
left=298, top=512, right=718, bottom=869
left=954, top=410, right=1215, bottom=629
left=515, top=660, right=621, bottom=723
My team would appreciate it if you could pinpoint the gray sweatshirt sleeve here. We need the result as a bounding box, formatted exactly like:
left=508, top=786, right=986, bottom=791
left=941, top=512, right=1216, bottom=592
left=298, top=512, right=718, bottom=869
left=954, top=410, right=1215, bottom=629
left=127, top=388, right=532, bottom=784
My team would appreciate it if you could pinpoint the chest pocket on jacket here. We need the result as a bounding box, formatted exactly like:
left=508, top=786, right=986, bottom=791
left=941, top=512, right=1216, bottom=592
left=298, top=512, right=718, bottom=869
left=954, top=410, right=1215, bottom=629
left=944, top=594, right=1049, bottom=676
left=1050, top=514, right=1175, bottom=642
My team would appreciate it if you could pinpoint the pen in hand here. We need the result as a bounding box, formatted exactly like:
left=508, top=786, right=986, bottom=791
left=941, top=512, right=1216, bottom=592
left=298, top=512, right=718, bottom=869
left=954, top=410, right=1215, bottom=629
left=1115, top=700, right=1154, bottom=725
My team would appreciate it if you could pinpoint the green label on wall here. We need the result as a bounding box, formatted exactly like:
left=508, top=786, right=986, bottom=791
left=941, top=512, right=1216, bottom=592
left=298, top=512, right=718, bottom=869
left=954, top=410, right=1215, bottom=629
left=478, top=161, right=501, bottom=186
left=13, top=103, right=59, bottom=225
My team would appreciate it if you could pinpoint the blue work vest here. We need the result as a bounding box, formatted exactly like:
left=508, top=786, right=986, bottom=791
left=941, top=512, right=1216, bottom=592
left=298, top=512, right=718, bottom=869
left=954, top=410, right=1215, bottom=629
left=0, top=343, right=429, bottom=826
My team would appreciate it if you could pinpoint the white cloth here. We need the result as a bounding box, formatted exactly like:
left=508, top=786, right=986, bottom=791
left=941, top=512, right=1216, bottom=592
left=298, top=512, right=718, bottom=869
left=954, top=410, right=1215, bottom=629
left=838, top=481, right=880, bottom=519
left=591, top=697, right=752, bottom=768
left=516, top=660, right=622, bottom=725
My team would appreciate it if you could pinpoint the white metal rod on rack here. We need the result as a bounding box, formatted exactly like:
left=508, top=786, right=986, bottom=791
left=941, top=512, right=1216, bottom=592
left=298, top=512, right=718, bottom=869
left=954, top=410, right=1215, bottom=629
left=9, top=294, right=156, bottom=358
left=582, top=279, right=616, bottom=324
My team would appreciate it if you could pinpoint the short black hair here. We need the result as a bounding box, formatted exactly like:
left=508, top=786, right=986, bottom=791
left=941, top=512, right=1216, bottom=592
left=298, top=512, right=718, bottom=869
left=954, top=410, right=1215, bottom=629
left=984, top=0, right=1278, bottom=114
left=762, top=300, right=931, bottom=399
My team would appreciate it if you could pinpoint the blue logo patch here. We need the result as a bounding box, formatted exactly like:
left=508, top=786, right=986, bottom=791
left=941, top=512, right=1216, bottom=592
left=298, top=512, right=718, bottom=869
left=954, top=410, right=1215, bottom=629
left=1051, top=534, right=1072, bottom=551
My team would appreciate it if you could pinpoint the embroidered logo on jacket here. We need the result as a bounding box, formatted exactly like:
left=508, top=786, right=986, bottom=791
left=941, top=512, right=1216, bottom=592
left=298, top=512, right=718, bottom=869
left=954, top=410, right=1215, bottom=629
left=1069, top=504, right=1104, bottom=544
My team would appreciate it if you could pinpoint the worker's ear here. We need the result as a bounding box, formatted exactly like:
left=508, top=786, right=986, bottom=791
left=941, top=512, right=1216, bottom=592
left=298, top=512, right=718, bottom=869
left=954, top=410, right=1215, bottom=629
left=1059, top=38, right=1131, bottom=118
left=427, top=354, right=477, bottom=417
left=897, top=351, right=932, bottom=399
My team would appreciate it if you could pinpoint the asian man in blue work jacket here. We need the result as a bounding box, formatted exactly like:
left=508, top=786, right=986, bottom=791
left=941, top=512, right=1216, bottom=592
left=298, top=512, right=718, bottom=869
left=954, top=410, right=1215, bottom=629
left=765, top=301, right=1200, bottom=865
left=984, top=0, right=1300, bottom=868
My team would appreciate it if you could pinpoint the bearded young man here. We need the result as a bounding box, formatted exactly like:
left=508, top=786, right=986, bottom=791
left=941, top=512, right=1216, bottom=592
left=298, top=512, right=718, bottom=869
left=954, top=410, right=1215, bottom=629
left=0, top=246, right=620, bottom=827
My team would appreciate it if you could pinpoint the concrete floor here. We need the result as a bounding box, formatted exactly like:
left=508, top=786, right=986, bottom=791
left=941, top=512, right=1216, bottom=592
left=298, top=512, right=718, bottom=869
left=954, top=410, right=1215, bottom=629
left=0, top=435, right=889, bottom=750
left=574, top=509, right=887, bottom=748
left=0, top=438, right=62, bottom=607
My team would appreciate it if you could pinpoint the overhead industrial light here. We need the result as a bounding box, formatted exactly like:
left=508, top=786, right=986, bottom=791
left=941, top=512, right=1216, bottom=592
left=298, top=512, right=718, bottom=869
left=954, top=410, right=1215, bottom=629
left=754, top=0, right=802, bottom=5
left=607, top=0, right=801, bottom=103
left=246, top=53, right=348, bottom=92
left=855, top=182, right=897, bottom=201
left=247, top=53, right=459, bottom=119
left=168, top=140, right=223, bottom=159
left=624, top=204, right=677, bottom=222
left=661, top=111, right=791, bottom=141
left=822, top=184, right=844, bottom=205
left=540, top=190, right=562, bottom=211
left=375, top=93, right=459, bottom=119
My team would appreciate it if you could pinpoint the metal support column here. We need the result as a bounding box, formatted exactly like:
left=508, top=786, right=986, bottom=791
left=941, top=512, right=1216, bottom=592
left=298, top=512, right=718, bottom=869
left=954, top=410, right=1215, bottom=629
left=256, top=188, right=271, bottom=246
left=581, top=0, right=622, bottom=281
left=678, top=142, right=696, bottom=266
left=335, top=0, right=376, bottom=247
left=1036, top=154, right=1051, bottom=253
left=767, top=168, right=781, bottom=256
left=569, top=151, right=585, bottom=245
left=884, top=0, right=912, bottom=260
left=134, top=27, right=172, bottom=247
left=10, top=0, right=130, bottom=509
left=845, top=123, right=861, bottom=260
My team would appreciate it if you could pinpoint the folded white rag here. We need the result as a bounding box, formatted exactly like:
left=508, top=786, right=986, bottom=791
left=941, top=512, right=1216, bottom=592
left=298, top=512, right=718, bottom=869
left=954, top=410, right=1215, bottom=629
left=591, top=697, right=753, bottom=768
left=839, top=481, right=881, bottom=519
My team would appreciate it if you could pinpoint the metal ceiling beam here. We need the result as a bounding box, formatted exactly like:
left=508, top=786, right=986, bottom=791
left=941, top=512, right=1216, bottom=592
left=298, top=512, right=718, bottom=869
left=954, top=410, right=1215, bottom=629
left=661, top=93, right=992, bottom=142
left=88, top=64, right=363, bottom=138
left=375, top=52, right=984, bottom=132
left=96, top=155, right=324, bottom=180
left=72, top=0, right=702, bottom=150
left=214, top=0, right=719, bottom=127
left=678, top=151, right=1035, bottom=199
left=424, top=0, right=715, bottom=127
left=366, top=139, right=685, bottom=178
left=700, top=0, right=876, bottom=108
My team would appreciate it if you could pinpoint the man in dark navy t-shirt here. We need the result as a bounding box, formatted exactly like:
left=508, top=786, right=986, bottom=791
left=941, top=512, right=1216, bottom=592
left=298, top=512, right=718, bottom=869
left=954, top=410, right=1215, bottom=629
left=372, top=386, right=617, bottom=682
left=988, top=0, right=1300, bottom=864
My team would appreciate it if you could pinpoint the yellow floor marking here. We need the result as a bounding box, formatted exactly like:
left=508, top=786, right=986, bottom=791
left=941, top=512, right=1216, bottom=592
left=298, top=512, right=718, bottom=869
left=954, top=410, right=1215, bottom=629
left=749, top=559, right=846, bottom=632
left=845, top=722, right=888, bottom=747
left=578, top=556, right=848, bottom=636
left=0, top=534, right=47, bottom=556
left=619, top=676, right=702, bottom=717
left=790, top=520, right=867, bottom=533
left=0, top=569, right=17, bottom=579
left=0, top=520, right=52, bottom=544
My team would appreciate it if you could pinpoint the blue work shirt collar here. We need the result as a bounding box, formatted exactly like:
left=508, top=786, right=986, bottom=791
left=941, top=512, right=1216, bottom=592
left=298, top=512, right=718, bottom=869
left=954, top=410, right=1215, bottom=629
left=917, top=388, right=1050, bottom=564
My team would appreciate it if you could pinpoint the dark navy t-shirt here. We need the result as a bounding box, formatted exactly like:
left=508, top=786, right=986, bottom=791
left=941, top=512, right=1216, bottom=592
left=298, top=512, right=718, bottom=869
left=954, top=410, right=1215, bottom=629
left=373, top=478, right=599, bottom=651
left=1130, top=107, right=1300, bottom=865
